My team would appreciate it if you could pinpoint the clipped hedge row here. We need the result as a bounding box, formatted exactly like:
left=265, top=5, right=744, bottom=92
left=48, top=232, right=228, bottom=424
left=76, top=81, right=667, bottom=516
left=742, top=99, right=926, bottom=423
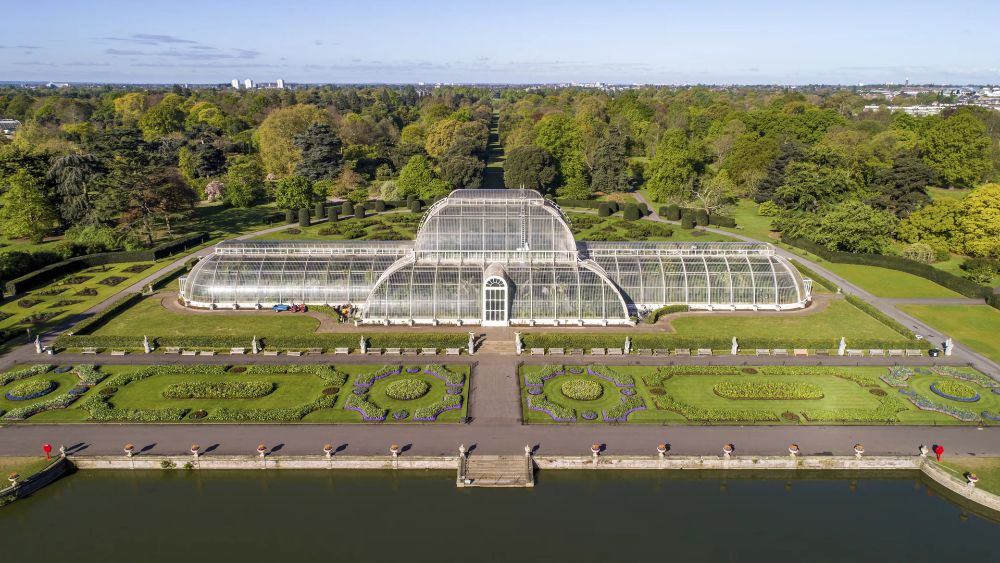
left=713, top=380, right=824, bottom=400
left=653, top=392, right=779, bottom=422
left=521, top=333, right=918, bottom=352
left=790, top=260, right=839, bottom=292
left=657, top=207, right=736, bottom=227
left=843, top=294, right=916, bottom=340
left=527, top=393, right=575, bottom=421
left=783, top=236, right=992, bottom=299
left=412, top=394, right=462, bottom=420
left=5, top=232, right=209, bottom=295
left=0, top=364, right=53, bottom=386
left=344, top=394, right=388, bottom=421
left=3, top=391, right=79, bottom=420
left=604, top=396, right=646, bottom=421
left=65, top=292, right=145, bottom=336
left=56, top=332, right=470, bottom=352
left=424, top=364, right=465, bottom=386
left=644, top=304, right=689, bottom=324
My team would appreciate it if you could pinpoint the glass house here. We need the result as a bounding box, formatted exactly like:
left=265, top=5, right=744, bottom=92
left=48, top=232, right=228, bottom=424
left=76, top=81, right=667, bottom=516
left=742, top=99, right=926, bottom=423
left=180, top=189, right=811, bottom=326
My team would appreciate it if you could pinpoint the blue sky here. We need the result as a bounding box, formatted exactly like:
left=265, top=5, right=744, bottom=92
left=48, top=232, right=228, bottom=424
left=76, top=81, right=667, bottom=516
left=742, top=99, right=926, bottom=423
left=3, top=0, right=999, bottom=84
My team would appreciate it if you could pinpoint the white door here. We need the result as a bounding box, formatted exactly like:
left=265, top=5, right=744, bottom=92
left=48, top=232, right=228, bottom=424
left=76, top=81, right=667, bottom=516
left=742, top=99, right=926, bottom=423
left=482, top=277, right=508, bottom=326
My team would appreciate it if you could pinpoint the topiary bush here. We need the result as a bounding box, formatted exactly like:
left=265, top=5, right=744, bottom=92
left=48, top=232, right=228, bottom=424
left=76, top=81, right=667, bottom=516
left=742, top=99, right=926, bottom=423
left=285, top=209, right=296, bottom=224
left=598, top=203, right=611, bottom=217
left=355, top=204, right=367, bottom=220
left=694, top=209, right=709, bottom=226
left=409, top=199, right=422, bottom=213
left=680, top=213, right=695, bottom=229
left=314, top=201, right=326, bottom=219
left=384, top=378, right=430, bottom=400
left=298, top=208, right=310, bottom=227
left=623, top=203, right=641, bottom=221
left=327, top=207, right=339, bottom=223
left=665, top=204, right=681, bottom=220
left=560, top=379, right=603, bottom=401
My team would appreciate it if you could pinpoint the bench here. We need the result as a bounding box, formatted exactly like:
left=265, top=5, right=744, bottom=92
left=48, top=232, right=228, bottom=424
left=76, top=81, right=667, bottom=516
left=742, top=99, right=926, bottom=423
left=846, top=349, right=864, bottom=357
left=82, top=347, right=98, bottom=355
left=199, top=350, right=215, bottom=356
left=549, top=347, right=565, bottom=355
left=445, top=348, right=461, bottom=356
left=674, top=349, right=691, bottom=356
left=608, top=348, right=623, bottom=355
left=696, top=348, right=712, bottom=356
left=334, top=347, right=350, bottom=355
left=306, top=348, right=323, bottom=355
left=286, top=351, right=302, bottom=357
left=181, top=350, right=198, bottom=356
left=164, top=347, right=181, bottom=354
left=230, top=347, right=246, bottom=355
left=869, top=349, right=885, bottom=357
left=888, top=349, right=905, bottom=357
left=262, top=350, right=280, bottom=356
left=385, top=347, right=401, bottom=355
left=793, top=348, right=809, bottom=357
left=420, top=348, right=437, bottom=355
left=403, top=348, right=419, bottom=356
left=110, top=350, right=127, bottom=356
left=905, top=349, right=923, bottom=357
left=653, top=348, right=670, bottom=356
left=637, top=348, right=652, bottom=356
left=590, top=348, right=606, bottom=355
left=755, top=349, right=770, bottom=356
left=772, top=348, right=788, bottom=356
left=530, top=348, right=546, bottom=356
left=569, top=348, right=584, bottom=356
left=367, top=348, right=383, bottom=355
left=815, top=349, right=830, bottom=356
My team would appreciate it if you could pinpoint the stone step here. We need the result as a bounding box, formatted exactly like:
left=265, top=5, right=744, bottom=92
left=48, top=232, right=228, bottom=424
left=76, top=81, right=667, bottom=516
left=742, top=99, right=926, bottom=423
left=460, top=455, right=533, bottom=487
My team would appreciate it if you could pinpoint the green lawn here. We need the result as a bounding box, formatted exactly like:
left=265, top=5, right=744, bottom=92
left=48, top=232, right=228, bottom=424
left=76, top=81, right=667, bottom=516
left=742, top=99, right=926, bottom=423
left=670, top=299, right=907, bottom=343
left=715, top=199, right=780, bottom=242
left=0, top=456, right=53, bottom=481
left=819, top=262, right=962, bottom=299
left=898, top=304, right=1000, bottom=364
left=927, top=187, right=971, bottom=201
left=567, top=212, right=738, bottom=243
left=939, top=458, right=1000, bottom=497
left=521, top=364, right=998, bottom=425
left=92, top=295, right=321, bottom=338
left=252, top=211, right=419, bottom=242
left=170, top=202, right=284, bottom=239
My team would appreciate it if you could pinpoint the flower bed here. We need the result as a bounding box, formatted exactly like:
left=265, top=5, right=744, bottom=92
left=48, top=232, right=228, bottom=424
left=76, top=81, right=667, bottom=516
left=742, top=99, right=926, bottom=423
left=897, top=389, right=979, bottom=422
left=587, top=365, right=634, bottom=387
left=423, top=364, right=465, bottom=386
left=527, top=387, right=543, bottom=395
left=354, top=365, right=401, bottom=387
left=881, top=367, right=913, bottom=387
left=209, top=396, right=336, bottom=422
left=527, top=394, right=576, bottom=421
left=653, top=392, right=778, bottom=422
left=0, top=364, right=54, bottom=386
left=933, top=366, right=999, bottom=388
left=603, top=396, right=646, bottom=422
left=713, top=380, right=824, bottom=400
left=523, top=364, right=564, bottom=386
left=982, top=411, right=1000, bottom=422
left=930, top=381, right=980, bottom=402
left=413, top=395, right=462, bottom=421
left=581, top=410, right=598, bottom=420
left=3, top=391, right=79, bottom=420
left=802, top=394, right=909, bottom=423
left=5, top=379, right=56, bottom=401
left=560, top=379, right=603, bottom=401
left=384, top=379, right=430, bottom=400
left=393, top=409, right=409, bottom=420
left=344, top=394, right=387, bottom=421
left=73, top=364, right=106, bottom=386
left=162, top=381, right=275, bottom=400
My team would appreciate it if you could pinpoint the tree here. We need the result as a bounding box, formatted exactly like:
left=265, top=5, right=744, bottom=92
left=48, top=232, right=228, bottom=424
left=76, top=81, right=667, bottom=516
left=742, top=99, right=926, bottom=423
left=224, top=156, right=266, bottom=208
left=294, top=123, right=343, bottom=181
left=397, top=155, right=448, bottom=199
left=645, top=129, right=699, bottom=202
left=47, top=153, right=104, bottom=225
left=0, top=170, right=57, bottom=243
left=897, top=199, right=963, bottom=253
left=589, top=129, right=630, bottom=193
left=256, top=104, right=326, bottom=178
left=958, top=183, right=1000, bottom=258
left=921, top=113, right=992, bottom=187
left=811, top=200, right=898, bottom=254
left=692, top=170, right=737, bottom=214
left=112, top=92, right=146, bottom=125
left=869, top=152, right=935, bottom=217
left=99, top=163, right=196, bottom=244
left=139, top=93, right=186, bottom=140
left=774, top=162, right=853, bottom=212
left=439, top=152, right=484, bottom=189
left=274, top=175, right=313, bottom=210
left=503, top=145, right=557, bottom=192
left=533, top=113, right=589, bottom=198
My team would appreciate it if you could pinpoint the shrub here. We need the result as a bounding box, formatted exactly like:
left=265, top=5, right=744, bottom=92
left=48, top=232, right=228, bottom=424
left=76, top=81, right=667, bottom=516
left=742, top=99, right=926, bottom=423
left=604, top=396, right=646, bottom=421
left=298, top=208, right=310, bottom=227
left=3, top=391, right=78, bottom=419
left=313, top=201, right=326, bottom=218
left=285, top=209, right=295, bottom=224
left=587, top=365, right=634, bottom=386
left=694, top=209, right=709, bottom=226
left=423, top=364, right=465, bottom=386
left=712, top=380, right=824, bottom=400
left=560, top=379, right=603, bottom=400
left=758, top=201, right=779, bottom=217
left=0, top=364, right=53, bottom=386
left=665, top=204, right=681, bottom=220
left=344, top=393, right=387, bottom=421
left=623, top=203, right=641, bottom=221
left=342, top=201, right=354, bottom=216
left=161, top=381, right=275, bottom=399
left=709, top=214, right=737, bottom=228
left=644, top=304, right=688, bottom=324
left=654, top=392, right=778, bottom=422
left=413, top=395, right=462, bottom=420
left=527, top=394, right=576, bottom=421
left=354, top=365, right=401, bottom=386
left=598, top=204, right=611, bottom=217
left=327, top=207, right=340, bottom=223
left=5, top=379, right=56, bottom=400
left=384, top=378, right=430, bottom=400
left=901, top=243, right=937, bottom=264
left=355, top=204, right=367, bottom=220
left=680, top=214, right=695, bottom=229
left=409, top=200, right=422, bottom=213
left=210, top=396, right=336, bottom=422
left=523, top=364, right=563, bottom=386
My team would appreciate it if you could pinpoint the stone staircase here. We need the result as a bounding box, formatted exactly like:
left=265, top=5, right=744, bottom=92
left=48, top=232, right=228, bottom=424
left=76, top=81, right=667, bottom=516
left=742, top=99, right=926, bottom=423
left=457, top=455, right=534, bottom=487
left=476, top=339, right=515, bottom=355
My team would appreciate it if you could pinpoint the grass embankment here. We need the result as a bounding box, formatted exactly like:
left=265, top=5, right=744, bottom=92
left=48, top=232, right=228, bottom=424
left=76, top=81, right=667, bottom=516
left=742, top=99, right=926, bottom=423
left=0, top=457, right=53, bottom=481
left=939, top=458, right=1000, bottom=497
left=898, top=305, right=1000, bottom=364
left=819, top=262, right=963, bottom=299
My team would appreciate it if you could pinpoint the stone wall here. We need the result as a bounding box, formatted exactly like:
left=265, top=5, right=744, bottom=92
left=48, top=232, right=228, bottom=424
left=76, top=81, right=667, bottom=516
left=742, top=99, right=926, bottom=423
left=920, top=460, right=1000, bottom=513
left=0, top=456, right=71, bottom=506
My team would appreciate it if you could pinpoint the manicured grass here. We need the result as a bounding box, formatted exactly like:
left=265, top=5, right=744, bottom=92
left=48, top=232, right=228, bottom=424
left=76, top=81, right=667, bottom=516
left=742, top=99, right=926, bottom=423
left=819, top=262, right=962, bottom=299
left=170, top=202, right=284, bottom=239
left=252, top=212, right=419, bottom=242
left=567, top=212, right=738, bottom=243
left=939, top=458, right=1000, bottom=496
left=0, top=371, right=81, bottom=415
left=0, top=456, right=53, bottom=481
left=927, top=187, right=970, bottom=201
left=92, top=295, right=321, bottom=338
left=520, top=364, right=998, bottom=425
left=898, top=304, right=1000, bottom=364
left=930, top=254, right=1000, bottom=287
left=715, top=198, right=780, bottom=242
left=670, top=299, right=906, bottom=343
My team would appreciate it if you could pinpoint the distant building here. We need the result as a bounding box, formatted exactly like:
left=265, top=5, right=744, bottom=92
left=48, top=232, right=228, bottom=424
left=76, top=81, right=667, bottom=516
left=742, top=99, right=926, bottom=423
left=244, top=78, right=254, bottom=89
left=231, top=79, right=240, bottom=90
left=276, top=79, right=284, bottom=89
left=0, top=119, right=21, bottom=139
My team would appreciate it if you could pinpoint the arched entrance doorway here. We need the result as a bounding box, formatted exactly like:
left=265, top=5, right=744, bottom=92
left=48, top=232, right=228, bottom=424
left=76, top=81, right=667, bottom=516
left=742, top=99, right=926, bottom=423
left=482, top=276, right=508, bottom=326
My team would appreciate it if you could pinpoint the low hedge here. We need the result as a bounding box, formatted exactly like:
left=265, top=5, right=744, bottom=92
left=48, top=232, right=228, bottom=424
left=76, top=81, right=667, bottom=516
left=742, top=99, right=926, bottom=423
left=56, top=333, right=470, bottom=352
left=423, top=364, right=465, bottom=386
left=209, top=396, right=336, bottom=422
left=560, top=379, right=603, bottom=401
left=604, top=396, right=646, bottom=421
left=3, top=391, right=79, bottom=420
left=521, top=333, right=918, bottom=352
left=412, top=394, right=462, bottom=420
left=653, top=391, right=779, bottom=422
left=644, top=304, right=689, bottom=324
left=73, top=364, right=106, bottom=386
left=783, top=236, right=991, bottom=299
left=5, top=379, right=56, bottom=400
left=162, top=381, right=275, bottom=399
left=527, top=394, right=576, bottom=421
left=4, top=232, right=208, bottom=295
left=344, top=393, right=387, bottom=421
left=65, top=292, right=145, bottom=336
left=843, top=294, right=915, bottom=340
left=713, top=380, right=824, bottom=400
left=790, top=260, right=839, bottom=292
left=0, top=364, right=53, bottom=386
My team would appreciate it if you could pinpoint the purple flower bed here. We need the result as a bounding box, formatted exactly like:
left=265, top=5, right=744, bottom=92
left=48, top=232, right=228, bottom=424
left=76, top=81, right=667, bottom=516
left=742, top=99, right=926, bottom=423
left=393, top=410, right=409, bottom=420
left=528, top=404, right=576, bottom=422
left=53, top=366, right=73, bottom=374
left=446, top=387, right=462, bottom=395
left=587, top=367, right=634, bottom=387
left=413, top=403, right=462, bottom=421
left=930, top=383, right=981, bottom=402
left=581, top=410, right=598, bottom=420
left=354, top=369, right=401, bottom=388
left=898, top=389, right=979, bottom=422
left=344, top=404, right=386, bottom=422
left=621, top=388, right=636, bottom=396
left=568, top=367, right=584, bottom=374
left=527, top=387, right=543, bottom=395
left=68, top=385, right=89, bottom=396
left=5, top=381, right=56, bottom=401
left=406, top=367, right=420, bottom=373
left=993, top=389, right=1000, bottom=395
left=982, top=412, right=1000, bottom=422
left=424, top=369, right=465, bottom=387
left=602, top=397, right=646, bottom=422
left=523, top=369, right=564, bottom=387
left=352, top=388, right=367, bottom=395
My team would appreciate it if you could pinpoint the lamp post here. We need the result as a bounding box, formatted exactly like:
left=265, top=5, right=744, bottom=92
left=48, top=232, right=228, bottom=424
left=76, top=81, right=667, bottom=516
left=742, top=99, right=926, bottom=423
left=854, top=443, right=865, bottom=459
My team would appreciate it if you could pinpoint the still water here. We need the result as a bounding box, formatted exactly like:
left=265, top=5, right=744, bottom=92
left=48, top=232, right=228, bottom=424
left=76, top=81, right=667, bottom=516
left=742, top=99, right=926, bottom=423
left=1, top=470, right=996, bottom=562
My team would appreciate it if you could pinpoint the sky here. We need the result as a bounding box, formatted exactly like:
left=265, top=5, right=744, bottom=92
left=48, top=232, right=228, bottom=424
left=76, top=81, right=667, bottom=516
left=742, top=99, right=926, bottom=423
left=3, top=0, right=1000, bottom=85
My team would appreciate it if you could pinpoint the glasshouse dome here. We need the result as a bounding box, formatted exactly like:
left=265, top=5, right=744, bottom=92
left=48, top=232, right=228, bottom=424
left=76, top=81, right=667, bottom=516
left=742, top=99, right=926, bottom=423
left=180, top=189, right=812, bottom=326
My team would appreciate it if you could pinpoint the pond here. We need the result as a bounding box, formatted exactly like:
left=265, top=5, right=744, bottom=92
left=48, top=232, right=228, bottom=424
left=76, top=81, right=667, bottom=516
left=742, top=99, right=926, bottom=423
left=1, top=470, right=996, bottom=562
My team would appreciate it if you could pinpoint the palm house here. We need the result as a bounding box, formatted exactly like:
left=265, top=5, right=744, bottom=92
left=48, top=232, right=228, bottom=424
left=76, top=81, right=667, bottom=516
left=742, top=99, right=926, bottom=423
left=179, top=189, right=811, bottom=326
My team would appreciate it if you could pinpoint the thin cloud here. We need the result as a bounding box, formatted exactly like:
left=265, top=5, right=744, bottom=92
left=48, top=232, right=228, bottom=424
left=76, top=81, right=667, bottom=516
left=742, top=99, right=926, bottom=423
left=105, top=47, right=260, bottom=61
left=101, top=33, right=198, bottom=45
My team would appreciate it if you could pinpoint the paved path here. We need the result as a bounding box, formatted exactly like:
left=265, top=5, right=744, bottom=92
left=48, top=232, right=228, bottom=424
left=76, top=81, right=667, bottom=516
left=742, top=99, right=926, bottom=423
left=631, top=192, right=1000, bottom=379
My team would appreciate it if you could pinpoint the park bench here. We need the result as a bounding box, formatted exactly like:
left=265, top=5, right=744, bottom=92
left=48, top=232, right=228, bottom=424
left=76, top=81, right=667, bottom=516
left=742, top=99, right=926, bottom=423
left=637, top=348, right=652, bottom=356
left=549, top=348, right=565, bottom=355
left=230, top=347, right=246, bottom=355
left=445, top=348, right=461, bottom=356
left=403, top=348, right=419, bottom=355
left=696, top=348, right=712, bottom=356
left=674, top=348, right=691, bottom=356
left=846, top=349, right=864, bottom=357
left=569, top=348, right=584, bottom=355
left=286, top=351, right=302, bottom=357
left=306, top=348, right=323, bottom=355
left=367, top=348, right=383, bottom=355
left=608, top=348, right=623, bottom=355
left=199, top=350, right=215, bottom=356
left=81, top=347, right=98, bottom=355
left=590, top=348, right=606, bottom=356
left=888, top=349, right=905, bottom=357
left=181, top=350, right=197, bottom=356
left=385, top=347, right=401, bottom=355
left=755, top=349, right=770, bottom=356
left=334, top=347, right=350, bottom=355
left=869, top=349, right=885, bottom=357
left=420, top=348, right=437, bottom=355
left=653, top=348, right=670, bottom=356
left=905, top=349, right=923, bottom=357
left=262, top=350, right=280, bottom=356
left=530, top=348, right=546, bottom=356
left=164, top=347, right=181, bottom=354
left=110, top=350, right=127, bottom=356
left=772, top=348, right=788, bottom=356
left=793, top=349, right=809, bottom=357
left=815, top=349, right=830, bottom=356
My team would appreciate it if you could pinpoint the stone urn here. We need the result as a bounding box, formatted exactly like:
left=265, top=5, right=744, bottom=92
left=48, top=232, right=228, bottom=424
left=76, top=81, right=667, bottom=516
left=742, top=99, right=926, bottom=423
left=968, top=473, right=979, bottom=487
left=124, top=443, right=135, bottom=457
left=323, top=444, right=334, bottom=459
left=723, top=443, right=735, bottom=459
left=919, top=445, right=929, bottom=458
left=591, top=444, right=601, bottom=457
left=788, top=444, right=800, bottom=458
left=257, top=444, right=267, bottom=458
left=390, top=444, right=401, bottom=458
left=8, top=472, right=19, bottom=486
left=657, top=443, right=668, bottom=458
left=854, top=444, right=865, bottom=459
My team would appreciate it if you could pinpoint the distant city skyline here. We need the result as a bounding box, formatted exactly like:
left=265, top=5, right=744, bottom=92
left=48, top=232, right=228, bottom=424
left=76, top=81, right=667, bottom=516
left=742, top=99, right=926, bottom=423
left=3, top=0, right=1000, bottom=85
